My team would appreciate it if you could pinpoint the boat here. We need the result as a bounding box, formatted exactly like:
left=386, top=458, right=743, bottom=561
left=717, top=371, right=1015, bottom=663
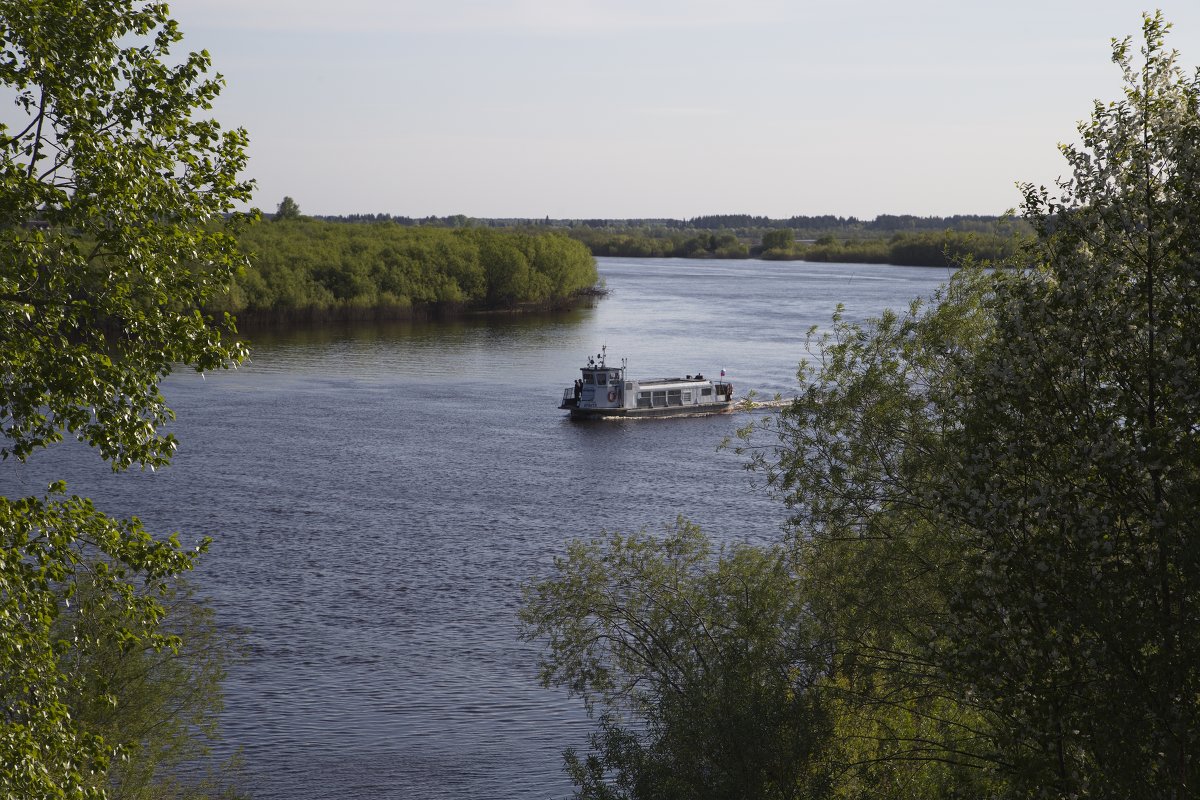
left=559, top=347, right=734, bottom=419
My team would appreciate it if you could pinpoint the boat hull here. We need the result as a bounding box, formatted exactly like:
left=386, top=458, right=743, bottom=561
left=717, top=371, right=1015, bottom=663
left=562, top=401, right=734, bottom=420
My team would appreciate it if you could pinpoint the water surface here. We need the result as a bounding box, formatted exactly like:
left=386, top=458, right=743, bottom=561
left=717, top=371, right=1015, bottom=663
left=3, top=257, right=955, bottom=799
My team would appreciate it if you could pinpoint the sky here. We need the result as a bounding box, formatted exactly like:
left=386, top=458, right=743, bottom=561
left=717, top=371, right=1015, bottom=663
left=170, top=1, right=1200, bottom=220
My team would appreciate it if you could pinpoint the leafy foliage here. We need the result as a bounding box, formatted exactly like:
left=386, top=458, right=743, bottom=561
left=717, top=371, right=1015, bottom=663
left=568, top=224, right=1027, bottom=266
left=0, top=1, right=251, bottom=796
left=274, top=195, right=301, bottom=221
left=0, top=0, right=252, bottom=467
left=732, top=12, right=1200, bottom=798
left=0, top=486, right=204, bottom=798
left=218, top=221, right=599, bottom=321
left=569, top=228, right=750, bottom=260
left=939, top=14, right=1200, bottom=795
left=733, top=269, right=999, bottom=798
left=760, top=228, right=795, bottom=254
left=520, top=519, right=830, bottom=800
left=59, top=578, right=243, bottom=800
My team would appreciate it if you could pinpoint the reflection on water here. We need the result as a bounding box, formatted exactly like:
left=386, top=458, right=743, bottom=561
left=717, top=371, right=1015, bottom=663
left=238, top=305, right=598, bottom=380
left=1, top=257, right=954, bottom=800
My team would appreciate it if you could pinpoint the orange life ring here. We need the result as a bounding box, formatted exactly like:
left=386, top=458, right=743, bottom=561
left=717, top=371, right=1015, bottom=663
left=608, top=390, right=617, bottom=402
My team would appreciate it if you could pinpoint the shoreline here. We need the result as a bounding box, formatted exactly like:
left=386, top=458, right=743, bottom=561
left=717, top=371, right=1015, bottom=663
left=225, top=287, right=608, bottom=331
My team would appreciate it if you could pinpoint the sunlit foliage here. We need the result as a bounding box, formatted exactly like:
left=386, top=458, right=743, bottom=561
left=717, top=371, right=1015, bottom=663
left=220, top=221, right=599, bottom=321
left=0, top=1, right=250, bottom=795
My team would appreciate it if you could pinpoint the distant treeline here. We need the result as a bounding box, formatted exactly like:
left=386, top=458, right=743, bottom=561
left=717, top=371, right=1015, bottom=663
left=764, top=229, right=1028, bottom=267
left=567, top=227, right=1029, bottom=266
left=313, top=212, right=1015, bottom=238
left=685, top=212, right=1010, bottom=234
left=305, top=212, right=1031, bottom=266
left=214, top=221, right=599, bottom=324
left=573, top=229, right=752, bottom=259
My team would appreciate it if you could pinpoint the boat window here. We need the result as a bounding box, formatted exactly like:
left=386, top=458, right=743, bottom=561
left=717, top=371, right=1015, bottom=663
left=683, top=391, right=692, bottom=403
left=652, top=390, right=667, bottom=407
left=583, top=373, right=594, bottom=385
left=597, top=373, right=607, bottom=386
left=701, top=386, right=713, bottom=396
left=637, top=391, right=651, bottom=408
left=667, top=389, right=682, bottom=406
left=625, top=382, right=633, bottom=391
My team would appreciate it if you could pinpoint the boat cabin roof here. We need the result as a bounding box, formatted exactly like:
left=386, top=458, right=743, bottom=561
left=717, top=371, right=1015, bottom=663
left=578, top=367, right=717, bottom=388
left=636, top=376, right=715, bottom=387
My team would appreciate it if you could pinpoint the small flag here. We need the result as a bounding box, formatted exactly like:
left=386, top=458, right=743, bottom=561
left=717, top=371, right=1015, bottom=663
left=720, top=368, right=726, bottom=377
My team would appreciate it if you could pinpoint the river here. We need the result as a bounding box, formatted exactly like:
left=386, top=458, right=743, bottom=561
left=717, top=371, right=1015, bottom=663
left=3, top=257, right=956, bottom=799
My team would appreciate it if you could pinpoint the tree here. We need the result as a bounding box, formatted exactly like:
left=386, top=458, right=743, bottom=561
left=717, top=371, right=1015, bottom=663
left=0, top=0, right=251, bottom=796
left=274, top=195, right=301, bottom=221
left=736, top=12, right=1200, bottom=798
left=520, top=519, right=830, bottom=800
left=57, top=578, right=244, bottom=800
left=761, top=228, right=794, bottom=252
left=940, top=14, right=1200, bottom=796
left=733, top=273, right=999, bottom=799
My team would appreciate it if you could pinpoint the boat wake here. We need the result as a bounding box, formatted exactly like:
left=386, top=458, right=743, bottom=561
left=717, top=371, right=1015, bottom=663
left=731, top=397, right=794, bottom=412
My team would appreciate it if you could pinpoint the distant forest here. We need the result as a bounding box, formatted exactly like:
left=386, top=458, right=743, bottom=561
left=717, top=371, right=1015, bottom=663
left=305, top=211, right=1032, bottom=267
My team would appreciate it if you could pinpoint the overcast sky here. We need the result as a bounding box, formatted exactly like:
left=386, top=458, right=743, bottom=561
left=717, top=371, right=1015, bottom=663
left=171, top=1, right=1200, bottom=219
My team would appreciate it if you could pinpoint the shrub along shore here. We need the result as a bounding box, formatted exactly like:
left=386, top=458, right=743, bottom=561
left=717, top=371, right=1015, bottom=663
left=212, top=220, right=600, bottom=325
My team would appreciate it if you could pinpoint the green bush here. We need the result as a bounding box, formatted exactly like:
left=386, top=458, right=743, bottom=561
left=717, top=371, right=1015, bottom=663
left=216, top=222, right=598, bottom=321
